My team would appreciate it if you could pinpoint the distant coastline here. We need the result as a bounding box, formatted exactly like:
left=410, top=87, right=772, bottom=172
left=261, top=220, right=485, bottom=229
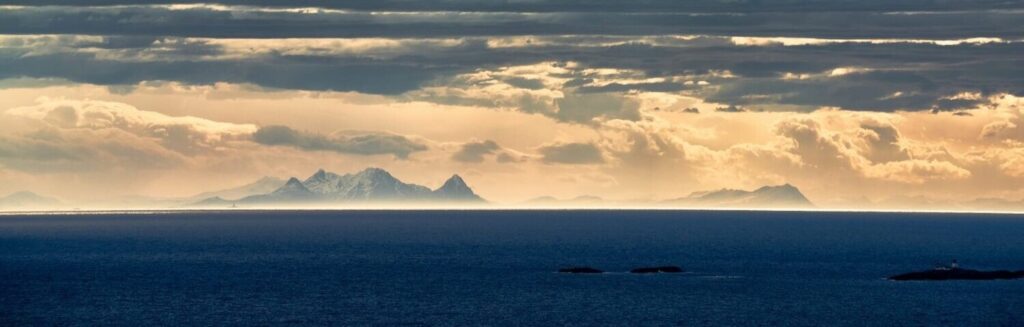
left=4, top=167, right=1024, bottom=213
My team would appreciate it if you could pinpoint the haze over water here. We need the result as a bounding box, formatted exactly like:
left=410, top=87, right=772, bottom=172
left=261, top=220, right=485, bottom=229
left=2, top=210, right=1022, bottom=326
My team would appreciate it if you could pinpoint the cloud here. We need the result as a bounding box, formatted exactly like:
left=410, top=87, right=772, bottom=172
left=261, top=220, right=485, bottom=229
left=575, top=81, right=691, bottom=93
left=404, top=62, right=650, bottom=123
left=0, top=99, right=259, bottom=172
left=705, top=70, right=996, bottom=112
left=774, top=118, right=861, bottom=171
left=863, top=159, right=971, bottom=184
left=980, top=120, right=1018, bottom=139
left=715, top=105, right=746, bottom=113
left=251, top=125, right=427, bottom=159
left=857, top=122, right=910, bottom=163
left=496, top=152, right=528, bottom=163
left=555, top=92, right=643, bottom=123
left=451, top=140, right=500, bottom=163
left=771, top=113, right=975, bottom=185
left=0, top=126, right=187, bottom=172
left=0, top=53, right=444, bottom=95
left=996, top=149, right=1024, bottom=178
left=537, top=142, right=605, bottom=164
left=449, top=139, right=532, bottom=164
left=2, top=35, right=1022, bottom=114
left=588, top=117, right=711, bottom=196
left=4, top=99, right=257, bottom=154
left=1, top=84, right=1022, bottom=205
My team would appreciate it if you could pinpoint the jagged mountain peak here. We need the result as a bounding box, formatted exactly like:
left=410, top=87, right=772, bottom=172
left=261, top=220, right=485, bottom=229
left=233, top=176, right=316, bottom=203
left=276, top=177, right=311, bottom=194
left=228, top=175, right=318, bottom=204
left=441, top=174, right=467, bottom=188
left=305, top=168, right=340, bottom=182
left=433, top=174, right=483, bottom=202
left=302, top=169, right=343, bottom=195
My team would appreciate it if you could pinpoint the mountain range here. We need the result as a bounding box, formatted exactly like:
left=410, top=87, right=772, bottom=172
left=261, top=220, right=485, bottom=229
left=17, top=177, right=1024, bottom=211
left=194, top=168, right=484, bottom=207
left=12, top=173, right=1024, bottom=211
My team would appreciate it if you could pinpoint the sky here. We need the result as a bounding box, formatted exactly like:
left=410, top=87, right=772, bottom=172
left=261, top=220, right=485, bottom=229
left=0, top=1, right=1023, bottom=208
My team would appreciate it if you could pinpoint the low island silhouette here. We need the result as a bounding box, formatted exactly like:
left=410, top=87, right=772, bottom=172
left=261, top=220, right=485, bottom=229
left=889, top=260, right=1024, bottom=281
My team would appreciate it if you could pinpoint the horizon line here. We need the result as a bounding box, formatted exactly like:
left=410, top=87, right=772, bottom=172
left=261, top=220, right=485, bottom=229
left=2, top=206, right=1023, bottom=216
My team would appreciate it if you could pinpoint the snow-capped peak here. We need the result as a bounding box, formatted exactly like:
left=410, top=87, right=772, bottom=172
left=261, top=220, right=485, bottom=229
left=237, top=167, right=485, bottom=204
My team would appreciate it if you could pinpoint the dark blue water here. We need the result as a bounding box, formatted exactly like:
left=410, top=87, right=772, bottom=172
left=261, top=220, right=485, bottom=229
left=1, top=210, right=1023, bottom=326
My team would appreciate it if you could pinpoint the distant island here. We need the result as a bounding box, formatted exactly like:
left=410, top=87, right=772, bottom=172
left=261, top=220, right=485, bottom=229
left=889, top=261, right=1024, bottom=281
left=521, top=184, right=814, bottom=209
left=193, top=167, right=484, bottom=207
left=664, top=184, right=814, bottom=209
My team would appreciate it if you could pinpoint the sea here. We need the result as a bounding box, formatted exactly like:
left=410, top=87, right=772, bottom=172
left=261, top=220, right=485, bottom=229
left=1, top=210, right=1022, bottom=326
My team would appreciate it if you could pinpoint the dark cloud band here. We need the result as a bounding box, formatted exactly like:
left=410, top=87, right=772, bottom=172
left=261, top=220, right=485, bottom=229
left=2, top=35, right=1020, bottom=113
left=1, top=6, right=1023, bottom=39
